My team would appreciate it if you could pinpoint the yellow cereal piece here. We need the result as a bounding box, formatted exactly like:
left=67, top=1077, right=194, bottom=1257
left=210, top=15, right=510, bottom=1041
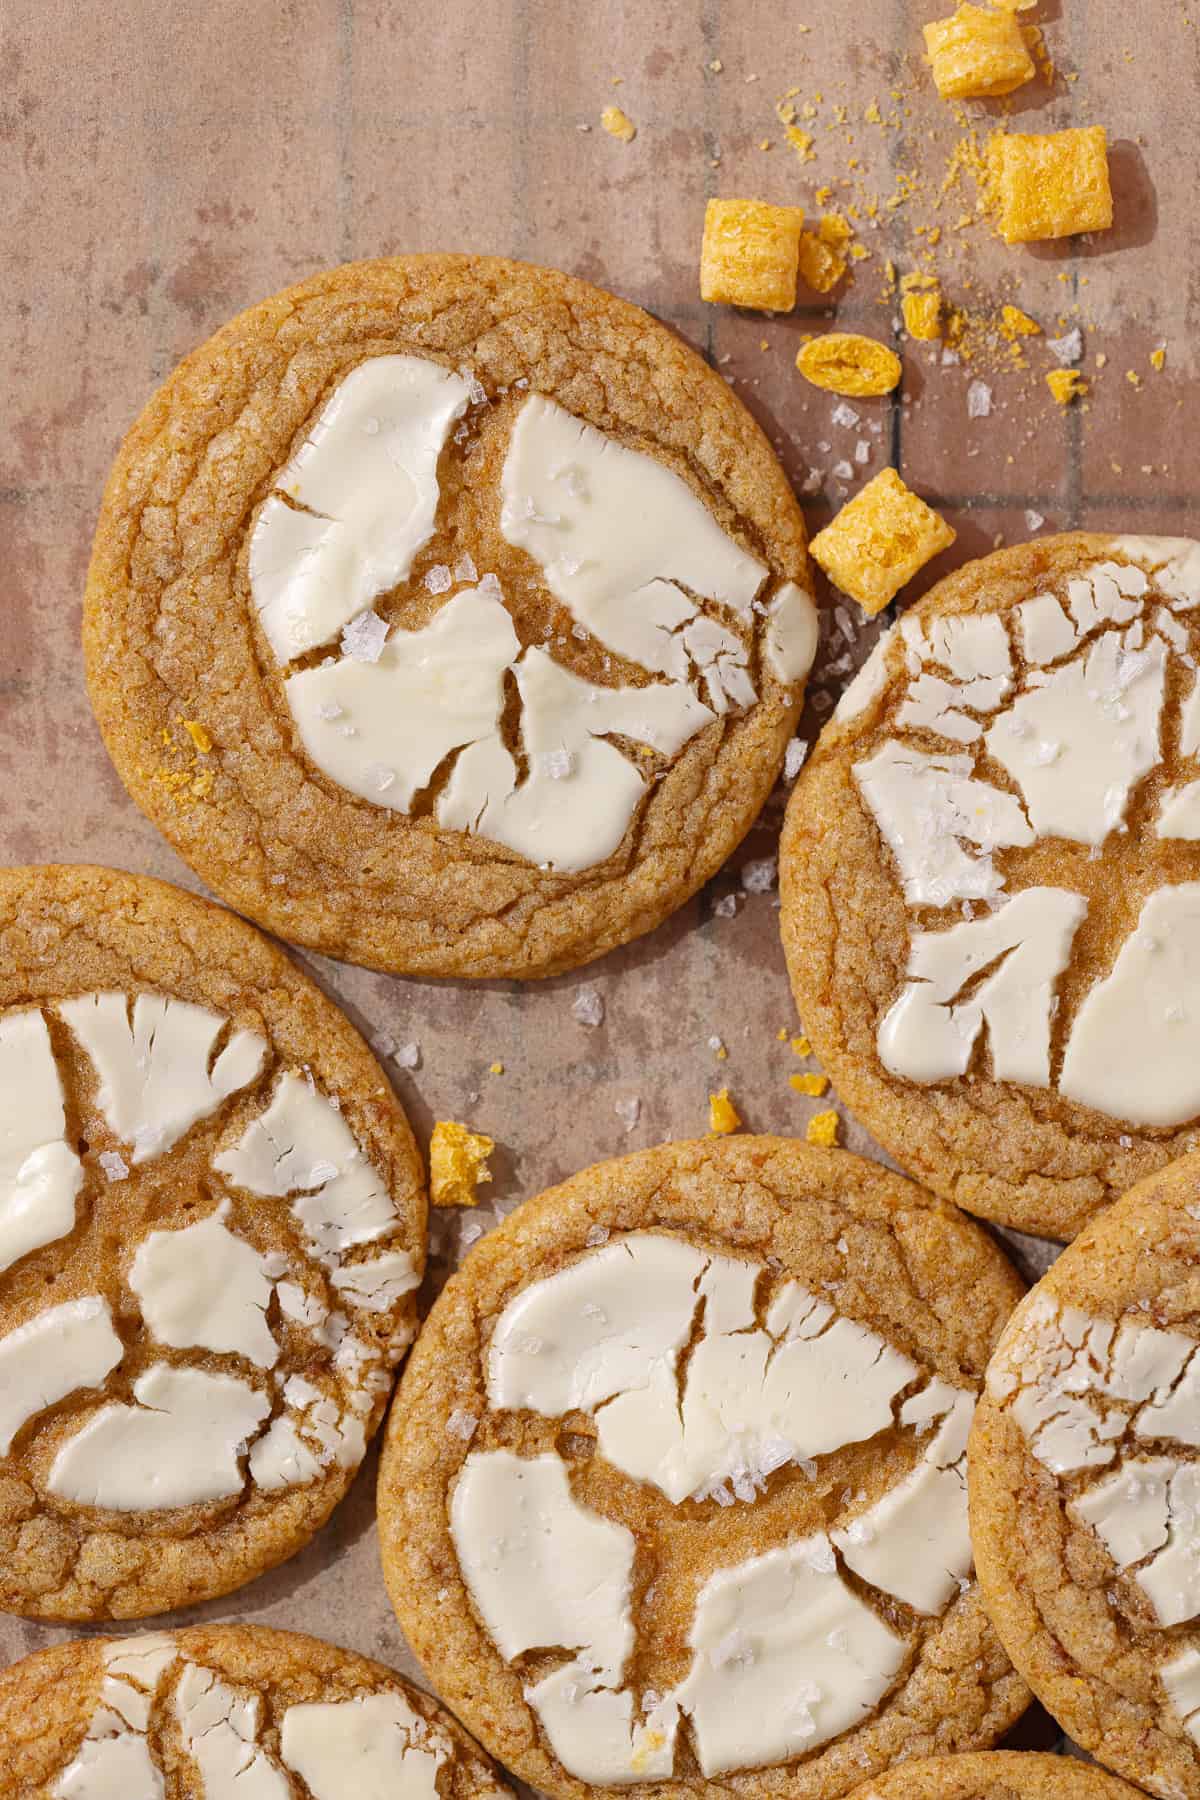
left=1126, top=368, right=1143, bottom=388
left=806, top=1110, right=840, bottom=1148
left=902, top=288, right=942, bottom=340
left=429, top=1121, right=494, bottom=1208
left=790, top=1072, right=829, bottom=1096
left=180, top=718, right=213, bottom=754
left=777, top=1027, right=790, bottom=1042
left=785, top=125, right=815, bottom=162
left=1046, top=368, right=1088, bottom=405
left=1151, top=347, right=1167, bottom=371
left=809, top=468, right=956, bottom=616
left=989, top=127, right=1113, bottom=243
left=1000, top=304, right=1041, bottom=337
left=791, top=1034, right=812, bottom=1055
left=865, top=100, right=883, bottom=123
left=708, top=1088, right=742, bottom=1135
left=796, top=332, right=902, bottom=397
left=797, top=212, right=855, bottom=294
left=601, top=105, right=637, bottom=143
left=700, top=198, right=806, bottom=312
left=488, top=1061, right=504, bottom=1075
left=923, top=4, right=1035, bottom=99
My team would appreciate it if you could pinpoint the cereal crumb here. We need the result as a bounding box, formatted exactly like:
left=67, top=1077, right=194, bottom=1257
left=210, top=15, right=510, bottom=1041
left=1046, top=368, right=1088, bottom=405
left=806, top=1110, right=841, bottom=1148
left=430, top=1121, right=494, bottom=1208
left=797, top=333, right=902, bottom=397
left=488, top=1061, right=504, bottom=1076
left=601, top=104, right=637, bottom=142
left=790, top=1072, right=830, bottom=1096
left=181, top=719, right=212, bottom=754
left=791, top=1034, right=813, bottom=1056
left=1151, top=346, right=1167, bottom=371
left=708, top=1088, right=743, bottom=1135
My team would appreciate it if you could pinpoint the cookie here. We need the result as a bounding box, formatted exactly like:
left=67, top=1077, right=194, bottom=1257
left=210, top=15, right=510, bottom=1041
left=378, top=1136, right=1029, bottom=1800
left=84, top=254, right=815, bottom=981
left=847, top=1751, right=1141, bottom=1798
left=0, top=864, right=423, bottom=1619
left=780, top=532, right=1200, bottom=1239
left=969, top=1151, right=1200, bottom=1798
left=0, top=1622, right=509, bottom=1798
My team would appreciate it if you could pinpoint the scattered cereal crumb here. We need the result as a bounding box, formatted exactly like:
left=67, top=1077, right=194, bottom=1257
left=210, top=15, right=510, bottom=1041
left=181, top=719, right=212, bottom=754
left=709, top=1088, right=743, bottom=1135
left=790, top=1072, right=830, bottom=1097
left=791, top=1035, right=813, bottom=1056
left=430, top=1121, right=494, bottom=1208
left=1126, top=368, right=1143, bottom=388
left=1047, top=368, right=1088, bottom=405
left=902, top=288, right=942, bottom=341
left=98, top=1150, right=129, bottom=1182
left=488, top=1061, right=504, bottom=1076
left=708, top=57, right=723, bottom=72
left=602, top=104, right=637, bottom=142
left=572, top=985, right=605, bottom=1027
left=1000, top=304, right=1040, bottom=338
left=1150, top=346, right=1167, bottom=371
left=797, top=332, right=902, bottom=397
left=806, top=1110, right=841, bottom=1148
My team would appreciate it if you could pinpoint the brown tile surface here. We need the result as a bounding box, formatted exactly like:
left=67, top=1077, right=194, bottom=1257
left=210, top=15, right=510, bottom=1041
left=0, top=0, right=1191, bottom=1760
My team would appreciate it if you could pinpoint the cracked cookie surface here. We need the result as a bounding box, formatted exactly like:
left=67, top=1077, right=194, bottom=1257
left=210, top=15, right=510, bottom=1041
left=0, top=864, right=423, bottom=1620
left=970, top=1152, right=1200, bottom=1799
left=84, top=253, right=812, bottom=980
left=780, top=532, right=1200, bottom=1239
left=379, top=1135, right=1028, bottom=1800
left=0, top=1622, right=509, bottom=1799
left=847, top=1750, right=1142, bottom=1798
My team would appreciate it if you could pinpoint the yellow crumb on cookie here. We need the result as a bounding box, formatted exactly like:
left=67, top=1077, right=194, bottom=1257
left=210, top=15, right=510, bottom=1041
left=923, top=4, right=1035, bottom=99
left=809, top=468, right=956, bottom=615
left=701, top=198, right=806, bottom=311
left=988, top=126, right=1113, bottom=243
left=902, top=288, right=942, bottom=340
left=791, top=1034, right=812, bottom=1055
left=601, top=104, right=637, bottom=142
left=430, top=1121, right=494, bottom=1208
left=1046, top=367, right=1088, bottom=405
left=796, top=213, right=853, bottom=294
left=181, top=719, right=213, bottom=753
left=1000, top=304, right=1041, bottom=338
left=796, top=332, right=902, bottom=397
left=790, top=1072, right=829, bottom=1096
left=806, top=1109, right=840, bottom=1147
left=708, top=1088, right=742, bottom=1134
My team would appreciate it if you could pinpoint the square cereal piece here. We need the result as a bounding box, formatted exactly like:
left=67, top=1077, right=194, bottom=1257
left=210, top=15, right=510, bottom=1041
left=989, top=127, right=1112, bottom=243
left=809, top=468, right=956, bottom=615
left=701, top=199, right=805, bottom=312
left=923, top=4, right=1035, bottom=99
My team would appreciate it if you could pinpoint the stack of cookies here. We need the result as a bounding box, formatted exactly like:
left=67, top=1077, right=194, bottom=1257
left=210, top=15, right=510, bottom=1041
left=1, top=254, right=1195, bottom=1800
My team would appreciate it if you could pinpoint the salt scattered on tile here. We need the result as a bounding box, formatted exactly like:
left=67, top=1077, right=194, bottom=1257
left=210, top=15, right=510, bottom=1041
left=615, top=1096, right=641, bottom=1132
left=394, top=1041, right=421, bottom=1070
left=742, top=857, right=778, bottom=894
left=713, top=893, right=739, bottom=917
left=831, top=401, right=860, bottom=429
left=967, top=380, right=992, bottom=419
left=572, top=985, right=605, bottom=1026
left=854, top=439, right=871, bottom=465
left=371, top=1030, right=397, bottom=1058
left=832, top=459, right=853, bottom=480
left=1025, top=509, right=1045, bottom=532
left=1048, top=327, right=1083, bottom=365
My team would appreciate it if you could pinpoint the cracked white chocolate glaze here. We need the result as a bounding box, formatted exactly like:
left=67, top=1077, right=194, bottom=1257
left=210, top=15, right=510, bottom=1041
left=782, top=533, right=1200, bottom=1237
left=0, top=865, right=424, bottom=1621
left=85, top=255, right=813, bottom=978
left=971, top=1156, right=1200, bottom=1797
left=380, top=1137, right=1028, bottom=1800
left=0, top=1625, right=510, bottom=1800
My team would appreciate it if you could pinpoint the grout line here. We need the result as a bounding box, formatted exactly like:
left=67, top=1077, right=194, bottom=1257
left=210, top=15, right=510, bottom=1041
left=510, top=0, right=532, bottom=261
left=336, top=0, right=355, bottom=264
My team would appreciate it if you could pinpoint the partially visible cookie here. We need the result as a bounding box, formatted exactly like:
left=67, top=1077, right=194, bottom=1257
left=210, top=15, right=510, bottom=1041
left=970, top=1152, right=1200, bottom=1798
left=0, top=1622, right=510, bottom=1798
left=0, top=864, right=424, bottom=1619
left=85, top=253, right=816, bottom=980
left=379, top=1136, right=1028, bottom=1800
left=781, top=532, right=1200, bottom=1239
left=847, top=1751, right=1142, bottom=1798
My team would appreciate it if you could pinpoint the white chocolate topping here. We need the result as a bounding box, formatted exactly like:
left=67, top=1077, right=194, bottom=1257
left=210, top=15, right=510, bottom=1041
left=854, top=741, right=1033, bottom=907
left=0, top=1296, right=122, bottom=1455
left=174, top=1661, right=290, bottom=1799
left=129, top=1203, right=279, bottom=1368
left=248, top=355, right=471, bottom=663
left=279, top=1694, right=447, bottom=1800
left=59, top=993, right=266, bottom=1164
left=0, top=1008, right=83, bottom=1276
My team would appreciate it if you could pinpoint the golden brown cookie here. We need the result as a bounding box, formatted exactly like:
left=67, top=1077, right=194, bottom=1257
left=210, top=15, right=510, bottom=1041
left=847, top=1751, right=1142, bottom=1799
left=84, top=253, right=815, bottom=981
left=0, top=864, right=423, bottom=1620
left=970, top=1152, right=1200, bottom=1799
left=0, top=1622, right=509, bottom=1798
left=780, top=532, right=1200, bottom=1239
left=378, top=1136, right=1029, bottom=1800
